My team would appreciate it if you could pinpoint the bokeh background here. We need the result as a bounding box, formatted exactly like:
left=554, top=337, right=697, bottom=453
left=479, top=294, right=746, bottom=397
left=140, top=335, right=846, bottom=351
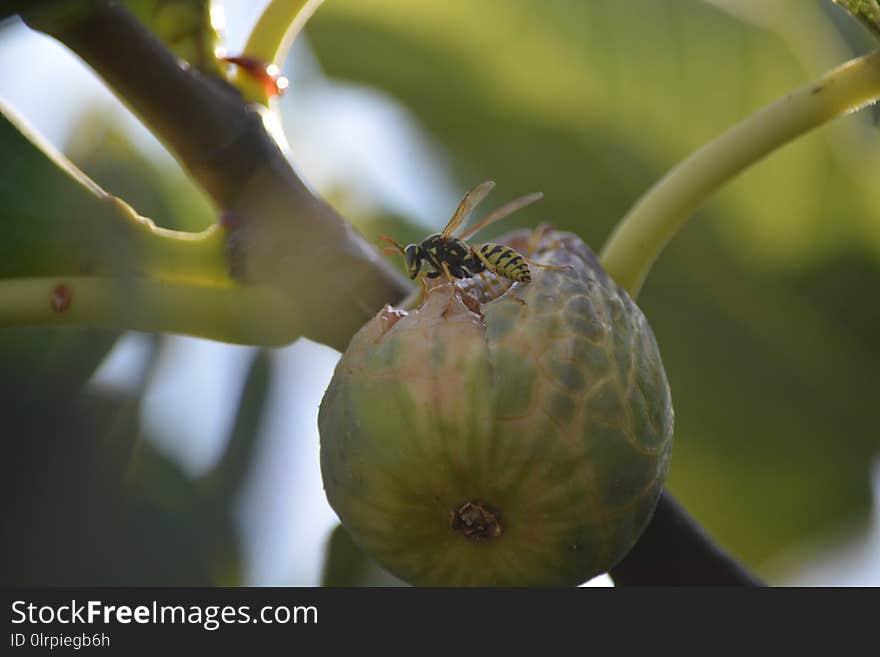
left=1, top=0, right=879, bottom=586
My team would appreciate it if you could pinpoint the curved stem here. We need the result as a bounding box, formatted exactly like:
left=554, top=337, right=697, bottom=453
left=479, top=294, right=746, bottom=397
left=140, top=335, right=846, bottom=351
left=600, top=49, right=880, bottom=298
left=0, top=276, right=300, bottom=346
left=599, top=47, right=880, bottom=588
left=244, top=0, right=324, bottom=65
left=233, top=0, right=324, bottom=105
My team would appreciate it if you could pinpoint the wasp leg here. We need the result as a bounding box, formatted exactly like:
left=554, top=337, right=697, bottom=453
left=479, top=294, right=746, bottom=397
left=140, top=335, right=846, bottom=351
left=523, top=256, right=573, bottom=272
left=470, top=246, right=500, bottom=277
left=477, top=270, right=505, bottom=301
left=526, top=223, right=561, bottom=254
left=439, top=261, right=460, bottom=314
left=441, top=262, right=457, bottom=285
left=418, top=275, right=429, bottom=297
left=441, top=262, right=458, bottom=293
left=476, top=271, right=495, bottom=300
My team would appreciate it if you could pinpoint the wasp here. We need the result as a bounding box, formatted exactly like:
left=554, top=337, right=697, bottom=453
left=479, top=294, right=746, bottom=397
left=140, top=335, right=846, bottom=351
left=379, top=181, right=566, bottom=296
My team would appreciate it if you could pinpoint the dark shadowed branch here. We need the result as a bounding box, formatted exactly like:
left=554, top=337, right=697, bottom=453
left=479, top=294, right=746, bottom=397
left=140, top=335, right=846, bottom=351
left=610, top=491, right=763, bottom=586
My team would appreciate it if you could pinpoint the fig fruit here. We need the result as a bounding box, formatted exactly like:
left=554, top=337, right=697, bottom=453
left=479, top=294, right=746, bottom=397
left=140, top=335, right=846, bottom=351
left=319, top=228, right=673, bottom=586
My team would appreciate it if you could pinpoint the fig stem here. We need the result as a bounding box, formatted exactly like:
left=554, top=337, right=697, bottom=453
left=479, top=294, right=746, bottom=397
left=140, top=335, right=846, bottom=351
left=600, top=48, right=880, bottom=299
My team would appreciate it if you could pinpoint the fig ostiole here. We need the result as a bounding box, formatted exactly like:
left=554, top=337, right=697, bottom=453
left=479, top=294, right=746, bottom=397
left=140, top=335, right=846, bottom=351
left=319, top=228, right=673, bottom=586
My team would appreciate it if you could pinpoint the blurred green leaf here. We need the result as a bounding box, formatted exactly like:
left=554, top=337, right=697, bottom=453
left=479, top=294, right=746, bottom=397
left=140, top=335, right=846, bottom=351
left=0, top=339, right=148, bottom=584
left=123, top=435, right=241, bottom=585
left=0, top=327, right=119, bottom=403
left=1, top=103, right=135, bottom=278
left=67, top=108, right=215, bottom=233
left=0, top=332, right=249, bottom=585
left=0, top=103, right=214, bottom=279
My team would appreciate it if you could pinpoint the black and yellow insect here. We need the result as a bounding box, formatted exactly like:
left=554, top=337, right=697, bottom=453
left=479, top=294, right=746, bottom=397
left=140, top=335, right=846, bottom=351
left=380, top=181, right=558, bottom=292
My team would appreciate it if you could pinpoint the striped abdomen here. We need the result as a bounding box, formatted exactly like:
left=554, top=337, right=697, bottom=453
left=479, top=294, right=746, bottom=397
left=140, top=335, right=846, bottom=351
left=478, top=243, right=531, bottom=283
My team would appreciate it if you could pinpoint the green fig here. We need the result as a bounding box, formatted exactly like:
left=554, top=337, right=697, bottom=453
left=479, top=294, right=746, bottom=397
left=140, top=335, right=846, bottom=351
left=319, top=228, right=673, bottom=586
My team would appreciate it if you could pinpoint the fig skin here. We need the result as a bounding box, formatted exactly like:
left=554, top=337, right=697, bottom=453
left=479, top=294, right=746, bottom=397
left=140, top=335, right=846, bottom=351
left=319, top=229, right=673, bottom=586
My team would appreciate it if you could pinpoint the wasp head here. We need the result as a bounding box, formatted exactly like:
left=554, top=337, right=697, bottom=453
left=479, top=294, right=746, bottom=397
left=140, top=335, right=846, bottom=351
left=404, top=244, right=423, bottom=279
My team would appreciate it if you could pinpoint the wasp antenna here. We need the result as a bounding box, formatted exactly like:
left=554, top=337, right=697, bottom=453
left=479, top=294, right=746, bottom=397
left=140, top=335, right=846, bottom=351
left=378, top=234, right=406, bottom=255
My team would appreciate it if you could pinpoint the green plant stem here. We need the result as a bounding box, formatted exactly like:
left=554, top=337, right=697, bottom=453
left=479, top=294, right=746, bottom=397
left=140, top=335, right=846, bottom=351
left=0, top=276, right=298, bottom=346
left=0, top=225, right=288, bottom=342
left=600, top=49, right=880, bottom=298
left=245, top=0, right=323, bottom=65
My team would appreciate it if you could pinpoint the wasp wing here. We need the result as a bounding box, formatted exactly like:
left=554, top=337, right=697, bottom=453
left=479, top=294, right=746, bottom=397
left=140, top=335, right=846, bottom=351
left=441, top=180, right=496, bottom=238
left=457, top=191, right=543, bottom=241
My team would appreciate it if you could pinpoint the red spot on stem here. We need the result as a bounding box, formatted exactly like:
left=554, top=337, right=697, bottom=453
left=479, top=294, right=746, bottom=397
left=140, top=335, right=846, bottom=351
left=51, top=284, right=72, bottom=313
left=222, top=55, right=288, bottom=98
